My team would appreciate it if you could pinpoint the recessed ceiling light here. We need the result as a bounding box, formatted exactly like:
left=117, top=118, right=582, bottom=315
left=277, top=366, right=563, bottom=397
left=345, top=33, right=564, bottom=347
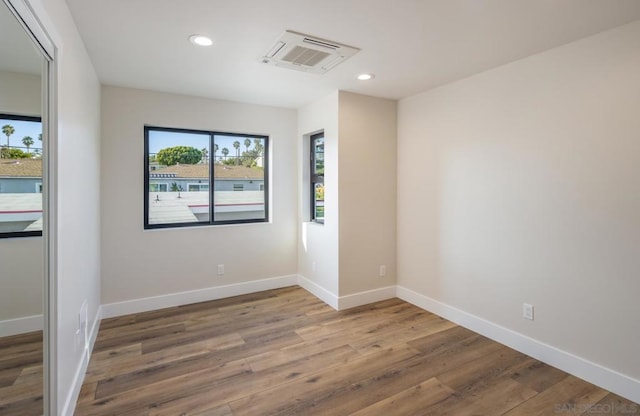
left=189, top=34, right=213, bottom=47
left=357, top=73, right=375, bottom=81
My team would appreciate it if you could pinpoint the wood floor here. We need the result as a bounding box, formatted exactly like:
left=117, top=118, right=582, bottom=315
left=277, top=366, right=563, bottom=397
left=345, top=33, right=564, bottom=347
left=0, top=331, right=43, bottom=416
left=75, top=287, right=638, bottom=415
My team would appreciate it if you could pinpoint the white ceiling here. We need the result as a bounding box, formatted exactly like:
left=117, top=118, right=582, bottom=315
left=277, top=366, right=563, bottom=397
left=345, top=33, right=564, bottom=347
left=65, top=0, right=640, bottom=109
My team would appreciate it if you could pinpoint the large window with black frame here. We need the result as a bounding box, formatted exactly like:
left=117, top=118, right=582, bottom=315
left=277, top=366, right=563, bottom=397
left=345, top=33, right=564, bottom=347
left=144, top=126, right=268, bottom=229
left=310, top=132, right=324, bottom=223
left=0, top=114, right=43, bottom=237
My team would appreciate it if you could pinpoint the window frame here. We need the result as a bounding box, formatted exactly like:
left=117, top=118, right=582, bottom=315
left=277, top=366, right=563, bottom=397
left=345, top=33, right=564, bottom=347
left=144, top=125, right=269, bottom=230
left=310, top=132, right=324, bottom=224
left=0, top=113, right=43, bottom=239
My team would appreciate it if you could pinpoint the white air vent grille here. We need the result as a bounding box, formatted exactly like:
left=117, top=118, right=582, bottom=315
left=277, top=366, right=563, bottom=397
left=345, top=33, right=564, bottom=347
left=282, top=46, right=330, bottom=67
left=260, top=30, right=359, bottom=74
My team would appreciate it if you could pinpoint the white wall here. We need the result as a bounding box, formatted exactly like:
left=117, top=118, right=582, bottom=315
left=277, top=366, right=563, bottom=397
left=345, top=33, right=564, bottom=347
left=398, top=19, right=640, bottom=385
left=100, top=86, right=298, bottom=304
left=297, top=92, right=340, bottom=297
left=0, top=70, right=43, bottom=325
left=338, top=92, right=397, bottom=295
left=35, top=0, right=102, bottom=413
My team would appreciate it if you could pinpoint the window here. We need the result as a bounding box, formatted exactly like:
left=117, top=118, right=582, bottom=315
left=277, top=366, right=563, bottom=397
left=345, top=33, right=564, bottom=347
left=187, top=183, right=209, bottom=192
left=149, top=183, right=168, bottom=192
left=0, top=114, right=43, bottom=238
left=310, top=132, right=324, bottom=223
left=144, top=126, right=268, bottom=229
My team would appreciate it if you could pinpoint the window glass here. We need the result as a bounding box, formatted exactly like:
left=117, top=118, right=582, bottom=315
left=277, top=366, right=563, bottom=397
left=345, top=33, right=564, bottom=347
left=147, top=129, right=210, bottom=225
left=145, top=127, right=268, bottom=228
left=310, top=133, right=324, bottom=223
left=213, top=134, right=267, bottom=221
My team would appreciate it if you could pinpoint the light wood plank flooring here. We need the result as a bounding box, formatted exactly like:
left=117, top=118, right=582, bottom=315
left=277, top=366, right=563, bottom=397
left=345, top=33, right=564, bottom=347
left=75, top=287, right=638, bottom=415
left=0, top=331, right=43, bottom=416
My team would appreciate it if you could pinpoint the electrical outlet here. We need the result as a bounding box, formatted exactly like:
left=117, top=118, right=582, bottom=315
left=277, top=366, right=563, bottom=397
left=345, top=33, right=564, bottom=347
left=379, top=265, right=386, bottom=277
left=217, top=264, right=225, bottom=275
left=522, top=303, right=534, bottom=320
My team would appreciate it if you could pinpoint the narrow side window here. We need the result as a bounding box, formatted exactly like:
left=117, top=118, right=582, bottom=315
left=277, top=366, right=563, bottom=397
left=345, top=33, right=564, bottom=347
left=310, top=133, right=324, bottom=223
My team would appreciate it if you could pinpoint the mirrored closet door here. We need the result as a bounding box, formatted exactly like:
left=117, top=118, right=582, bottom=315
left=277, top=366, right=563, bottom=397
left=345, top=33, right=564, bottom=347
left=0, top=0, right=52, bottom=414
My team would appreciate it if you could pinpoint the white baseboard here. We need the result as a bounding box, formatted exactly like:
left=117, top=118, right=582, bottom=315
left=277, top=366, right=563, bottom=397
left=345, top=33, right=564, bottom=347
left=296, top=275, right=396, bottom=311
left=297, top=275, right=339, bottom=310
left=338, top=285, right=396, bottom=310
left=396, top=285, right=640, bottom=405
left=61, top=308, right=101, bottom=416
left=0, top=314, right=43, bottom=337
left=101, top=275, right=299, bottom=319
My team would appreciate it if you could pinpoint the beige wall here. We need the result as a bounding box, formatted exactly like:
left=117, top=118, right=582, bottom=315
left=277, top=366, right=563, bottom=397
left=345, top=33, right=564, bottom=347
left=338, top=92, right=397, bottom=295
left=100, top=86, right=298, bottom=304
left=0, top=70, right=43, bottom=323
left=297, top=92, right=340, bottom=295
left=297, top=91, right=397, bottom=299
left=398, top=20, right=640, bottom=381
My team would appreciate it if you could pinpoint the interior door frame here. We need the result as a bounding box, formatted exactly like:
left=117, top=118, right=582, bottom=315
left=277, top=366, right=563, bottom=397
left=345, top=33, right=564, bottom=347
left=3, top=0, right=58, bottom=413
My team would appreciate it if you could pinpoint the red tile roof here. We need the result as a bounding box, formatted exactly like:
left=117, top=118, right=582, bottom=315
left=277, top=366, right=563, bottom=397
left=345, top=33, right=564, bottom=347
left=150, top=164, right=263, bottom=180
left=0, top=159, right=42, bottom=177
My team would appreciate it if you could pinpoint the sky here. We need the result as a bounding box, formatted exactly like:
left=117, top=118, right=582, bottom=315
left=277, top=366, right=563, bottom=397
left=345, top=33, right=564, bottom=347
left=148, top=130, right=264, bottom=158
left=0, top=118, right=42, bottom=150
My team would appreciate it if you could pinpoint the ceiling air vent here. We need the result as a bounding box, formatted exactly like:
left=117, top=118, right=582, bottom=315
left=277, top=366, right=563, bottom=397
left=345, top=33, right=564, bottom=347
left=260, top=30, right=360, bottom=74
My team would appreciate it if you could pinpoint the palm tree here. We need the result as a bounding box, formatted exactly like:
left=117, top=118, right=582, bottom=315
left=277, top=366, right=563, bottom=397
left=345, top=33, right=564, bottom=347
left=214, top=143, right=219, bottom=156
left=22, top=136, right=34, bottom=154
left=200, top=147, right=208, bottom=163
left=233, top=140, right=240, bottom=165
left=253, top=138, right=264, bottom=155
left=221, top=147, right=229, bottom=160
left=2, top=124, right=15, bottom=148
left=243, top=138, right=251, bottom=165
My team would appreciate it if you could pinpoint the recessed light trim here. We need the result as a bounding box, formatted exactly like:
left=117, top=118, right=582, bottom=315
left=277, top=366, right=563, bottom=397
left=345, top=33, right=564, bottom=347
left=189, top=34, right=213, bottom=47
left=357, top=73, right=375, bottom=81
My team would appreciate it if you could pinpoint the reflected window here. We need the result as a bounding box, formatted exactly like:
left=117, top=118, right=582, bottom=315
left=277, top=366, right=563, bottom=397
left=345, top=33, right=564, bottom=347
left=0, top=114, right=43, bottom=237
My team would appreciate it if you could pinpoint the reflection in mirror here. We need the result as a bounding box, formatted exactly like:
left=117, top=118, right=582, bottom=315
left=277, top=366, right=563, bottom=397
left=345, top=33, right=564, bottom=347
left=0, top=0, right=45, bottom=414
left=0, top=114, right=42, bottom=234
